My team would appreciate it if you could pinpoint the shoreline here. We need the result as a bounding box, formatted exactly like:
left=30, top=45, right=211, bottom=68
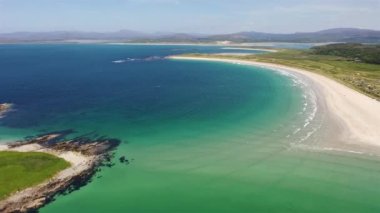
left=0, top=133, right=120, bottom=212
left=169, top=56, right=380, bottom=150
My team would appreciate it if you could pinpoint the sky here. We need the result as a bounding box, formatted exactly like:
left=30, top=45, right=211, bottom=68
left=0, top=0, right=379, bottom=34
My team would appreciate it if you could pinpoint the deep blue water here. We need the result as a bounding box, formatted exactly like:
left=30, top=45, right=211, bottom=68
left=0, top=44, right=278, bottom=137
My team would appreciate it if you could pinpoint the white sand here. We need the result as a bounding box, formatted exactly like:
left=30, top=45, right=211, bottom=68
left=0, top=144, right=8, bottom=151
left=56, top=151, right=93, bottom=179
left=170, top=56, right=380, bottom=147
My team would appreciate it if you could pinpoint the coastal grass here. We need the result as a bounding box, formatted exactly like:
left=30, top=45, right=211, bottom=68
left=0, top=151, right=70, bottom=200
left=182, top=49, right=380, bottom=100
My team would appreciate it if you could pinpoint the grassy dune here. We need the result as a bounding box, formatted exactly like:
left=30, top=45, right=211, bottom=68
left=183, top=49, right=380, bottom=100
left=0, top=151, right=70, bottom=200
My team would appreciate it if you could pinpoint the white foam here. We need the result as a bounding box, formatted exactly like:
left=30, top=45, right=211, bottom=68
left=112, top=60, right=126, bottom=63
left=259, top=65, right=320, bottom=145
left=295, top=145, right=379, bottom=156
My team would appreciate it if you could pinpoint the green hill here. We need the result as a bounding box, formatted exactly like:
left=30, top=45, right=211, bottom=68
left=312, top=43, right=380, bottom=64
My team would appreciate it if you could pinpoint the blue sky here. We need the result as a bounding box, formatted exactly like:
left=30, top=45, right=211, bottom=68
left=0, top=0, right=379, bottom=33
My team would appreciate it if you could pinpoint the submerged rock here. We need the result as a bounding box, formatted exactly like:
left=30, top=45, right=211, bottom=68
left=119, top=156, right=130, bottom=165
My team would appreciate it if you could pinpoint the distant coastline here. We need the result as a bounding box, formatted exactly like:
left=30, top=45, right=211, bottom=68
left=0, top=40, right=297, bottom=48
left=1, top=28, right=379, bottom=44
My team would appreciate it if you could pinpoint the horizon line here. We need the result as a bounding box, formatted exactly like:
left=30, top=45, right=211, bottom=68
left=1, top=27, right=380, bottom=35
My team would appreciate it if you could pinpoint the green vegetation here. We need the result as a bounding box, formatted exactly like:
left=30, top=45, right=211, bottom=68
left=0, top=151, right=70, bottom=200
left=183, top=46, right=380, bottom=100
left=311, top=43, right=380, bottom=64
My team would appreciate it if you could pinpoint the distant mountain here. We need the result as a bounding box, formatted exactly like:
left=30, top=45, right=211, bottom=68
left=206, top=28, right=380, bottom=43
left=0, top=28, right=379, bottom=43
left=0, top=30, right=152, bottom=42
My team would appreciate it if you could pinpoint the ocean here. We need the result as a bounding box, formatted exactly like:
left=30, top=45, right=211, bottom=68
left=1, top=44, right=380, bottom=212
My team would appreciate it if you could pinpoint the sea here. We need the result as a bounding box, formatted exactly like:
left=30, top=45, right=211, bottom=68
left=0, top=44, right=380, bottom=213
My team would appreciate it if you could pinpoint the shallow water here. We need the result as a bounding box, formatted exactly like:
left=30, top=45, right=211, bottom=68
left=1, top=44, right=380, bottom=212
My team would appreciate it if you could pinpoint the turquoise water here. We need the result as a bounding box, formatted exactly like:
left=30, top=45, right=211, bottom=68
left=1, top=44, right=380, bottom=212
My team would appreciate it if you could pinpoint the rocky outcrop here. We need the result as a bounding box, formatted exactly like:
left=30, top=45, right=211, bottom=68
left=8, top=131, right=120, bottom=155
left=0, top=103, right=12, bottom=118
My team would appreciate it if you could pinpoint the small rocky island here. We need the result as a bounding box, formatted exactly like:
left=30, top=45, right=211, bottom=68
left=0, top=103, right=12, bottom=118
left=0, top=131, right=121, bottom=213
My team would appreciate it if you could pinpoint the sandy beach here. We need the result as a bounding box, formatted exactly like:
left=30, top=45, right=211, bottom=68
left=170, top=56, right=380, bottom=149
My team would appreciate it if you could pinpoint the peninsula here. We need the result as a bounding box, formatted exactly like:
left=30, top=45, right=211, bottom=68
left=0, top=132, right=120, bottom=213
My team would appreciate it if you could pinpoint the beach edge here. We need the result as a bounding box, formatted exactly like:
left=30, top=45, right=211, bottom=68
left=168, top=55, right=380, bottom=149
